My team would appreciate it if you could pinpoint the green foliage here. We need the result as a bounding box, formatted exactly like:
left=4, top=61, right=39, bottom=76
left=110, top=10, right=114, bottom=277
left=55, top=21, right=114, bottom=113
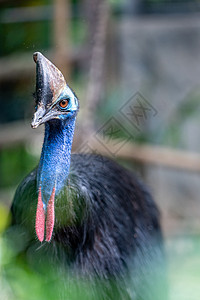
left=71, top=19, right=87, bottom=46
left=168, top=235, right=200, bottom=300
left=0, top=80, right=33, bottom=124
left=97, top=89, right=200, bottom=149
left=0, top=20, right=50, bottom=56
left=0, top=227, right=123, bottom=300
left=160, top=92, right=200, bottom=149
left=96, top=89, right=156, bottom=145
left=1, top=229, right=200, bottom=299
left=145, top=0, right=199, bottom=3
left=0, top=204, right=11, bottom=232
left=0, top=145, right=37, bottom=188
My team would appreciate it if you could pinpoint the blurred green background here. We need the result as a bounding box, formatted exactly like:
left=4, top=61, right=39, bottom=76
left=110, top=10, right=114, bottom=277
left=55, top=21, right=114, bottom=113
left=1, top=0, right=200, bottom=299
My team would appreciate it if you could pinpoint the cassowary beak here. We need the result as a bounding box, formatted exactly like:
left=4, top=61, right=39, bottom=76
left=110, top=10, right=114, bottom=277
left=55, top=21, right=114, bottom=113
left=31, top=106, right=45, bottom=128
left=31, top=52, right=66, bottom=128
left=31, top=106, right=59, bottom=128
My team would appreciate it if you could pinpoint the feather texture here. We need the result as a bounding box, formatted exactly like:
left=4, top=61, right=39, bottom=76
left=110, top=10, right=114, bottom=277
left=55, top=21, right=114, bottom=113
left=11, top=154, right=166, bottom=299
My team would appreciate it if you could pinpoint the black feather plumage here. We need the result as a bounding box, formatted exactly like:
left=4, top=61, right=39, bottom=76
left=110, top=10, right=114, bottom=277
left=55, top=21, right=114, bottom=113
left=11, top=154, right=166, bottom=299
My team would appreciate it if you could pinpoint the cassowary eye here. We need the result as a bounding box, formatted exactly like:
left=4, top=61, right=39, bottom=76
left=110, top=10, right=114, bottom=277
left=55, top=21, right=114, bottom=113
left=59, top=99, right=69, bottom=109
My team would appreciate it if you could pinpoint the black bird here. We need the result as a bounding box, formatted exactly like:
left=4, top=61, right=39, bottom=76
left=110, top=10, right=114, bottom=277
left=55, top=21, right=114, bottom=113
left=11, top=52, right=166, bottom=299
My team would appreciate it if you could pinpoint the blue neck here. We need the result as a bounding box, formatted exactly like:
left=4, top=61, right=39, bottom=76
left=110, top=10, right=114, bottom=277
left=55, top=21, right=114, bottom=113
left=37, top=117, right=76, bottom=207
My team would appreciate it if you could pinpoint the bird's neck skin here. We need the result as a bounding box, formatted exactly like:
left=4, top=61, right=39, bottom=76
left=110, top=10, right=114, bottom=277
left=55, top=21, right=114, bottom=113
left=37, top=117, right=76, bottom=208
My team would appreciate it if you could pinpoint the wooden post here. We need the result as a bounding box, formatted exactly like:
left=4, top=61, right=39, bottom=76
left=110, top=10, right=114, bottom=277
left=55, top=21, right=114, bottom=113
left=53, top=0, right=71, bottom=79
left=81, top=0, right=109, bottom=139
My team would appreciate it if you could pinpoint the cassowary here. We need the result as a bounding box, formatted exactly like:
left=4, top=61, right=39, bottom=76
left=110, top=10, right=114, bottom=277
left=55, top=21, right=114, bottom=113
left=11, top=52, right=166, bottom=299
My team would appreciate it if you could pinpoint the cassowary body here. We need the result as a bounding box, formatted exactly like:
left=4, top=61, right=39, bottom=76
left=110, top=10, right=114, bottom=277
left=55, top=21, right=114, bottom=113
left=11, top=53, right=166, bottom=300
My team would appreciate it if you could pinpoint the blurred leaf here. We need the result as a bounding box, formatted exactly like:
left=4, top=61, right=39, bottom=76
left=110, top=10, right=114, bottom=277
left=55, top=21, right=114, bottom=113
left=0, top=204, right=11, bottom=233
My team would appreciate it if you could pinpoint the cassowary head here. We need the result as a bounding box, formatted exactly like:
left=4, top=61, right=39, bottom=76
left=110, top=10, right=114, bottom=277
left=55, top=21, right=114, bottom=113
left=31, top=52, right=79, bottom=129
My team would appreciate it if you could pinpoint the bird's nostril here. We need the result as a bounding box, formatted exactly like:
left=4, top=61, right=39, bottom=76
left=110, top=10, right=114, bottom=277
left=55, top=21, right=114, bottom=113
left=33, top=52, right=38, bottom=63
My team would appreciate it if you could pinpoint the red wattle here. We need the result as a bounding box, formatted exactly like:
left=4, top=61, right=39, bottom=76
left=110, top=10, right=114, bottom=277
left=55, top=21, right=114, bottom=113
left=45, top=186, right=55, bottom=242
left=35, top=187, right=45, bottom=242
